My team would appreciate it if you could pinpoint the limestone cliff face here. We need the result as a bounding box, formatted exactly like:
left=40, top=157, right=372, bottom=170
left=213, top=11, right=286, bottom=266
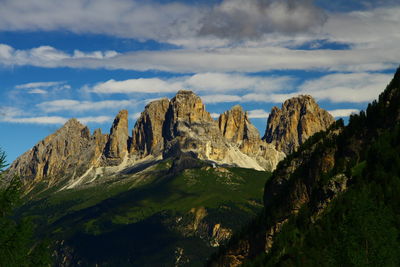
left=164, top=90, right=213, bottom=140
left=263, top=95, right=334, bottom=154
left=218, top=105, right=248, bottom=144
left=163, top=90, right=228, bottom=161
left=168, top=90, right=213, bottom=125
left=130, top=98, right=170, bottom=156
left=8, top=119, right=107, bottom=185
left=161, top=91, right=282, bottom=171
left=103, top=110, right=129, bottom=165
left=218, top=105, right=285, bottom=171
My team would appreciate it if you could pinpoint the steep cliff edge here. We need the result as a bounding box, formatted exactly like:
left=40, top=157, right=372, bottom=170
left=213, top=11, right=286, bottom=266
left=130, top=98, right=170, bottom=157
left=103, top=110, right=129, bottom=165
left=263, top=95, right=334, bottom=154
left=218, top=105, right=285, bottom=171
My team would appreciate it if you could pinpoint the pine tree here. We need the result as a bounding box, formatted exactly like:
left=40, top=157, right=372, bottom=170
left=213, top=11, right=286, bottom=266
left=0, top=149, right=51, bottom=266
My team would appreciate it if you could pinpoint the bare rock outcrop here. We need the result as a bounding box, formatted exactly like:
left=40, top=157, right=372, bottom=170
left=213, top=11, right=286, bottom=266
left=263, top=95, right=334, bottom=154
left=161, top=91, right=270, bottom=171
left=218, top=105, right=248, bottom=144
left=130, top=98, right=170, bottom=157
left=218, top=105, right=285, bottom=171
left=103, top=110, right=129, bottom=165
left=8, top=91, right=334, bottom=191
left=8, top=119, right=107, bottom=186
left=163, top=90, right=229, bottom=162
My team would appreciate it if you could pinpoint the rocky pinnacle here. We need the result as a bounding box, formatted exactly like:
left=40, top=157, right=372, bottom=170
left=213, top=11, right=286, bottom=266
left=263, top=95, right=334, bottom=154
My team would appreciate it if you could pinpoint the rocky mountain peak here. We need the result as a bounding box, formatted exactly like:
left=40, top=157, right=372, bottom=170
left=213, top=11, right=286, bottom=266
left=7, top=118, right=102, bottom=183
left=218, top=105, right=285, bottom=171
left=8, top=91, right=333, bottom=190
left=218, top=104, right=254, bottom=144
left=62, top=118, right=82, bottom=128
left=130, top=98, right=170, bottom=156
left=55, top=118, right=89, bottom=137
left=169, top=90, right=212, bottom=124
left=103, top=109, right=129, bottom=165
left=263, top=95, right=334, bottom=154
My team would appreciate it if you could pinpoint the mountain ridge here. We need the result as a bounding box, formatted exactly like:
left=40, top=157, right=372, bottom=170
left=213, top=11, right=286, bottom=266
left=8, top=91, right=333, bottom=193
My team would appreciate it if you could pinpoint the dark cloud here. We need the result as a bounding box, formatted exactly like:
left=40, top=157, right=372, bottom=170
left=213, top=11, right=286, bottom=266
left=199, top=0, right=327, bottom=39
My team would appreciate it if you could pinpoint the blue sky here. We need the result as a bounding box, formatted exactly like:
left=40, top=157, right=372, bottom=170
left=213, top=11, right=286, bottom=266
left=0, top=0, right=398, bottom=164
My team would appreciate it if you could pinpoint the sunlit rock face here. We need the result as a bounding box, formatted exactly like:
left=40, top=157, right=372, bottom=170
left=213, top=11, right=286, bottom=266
left=263, top=95, right=335, bottom=154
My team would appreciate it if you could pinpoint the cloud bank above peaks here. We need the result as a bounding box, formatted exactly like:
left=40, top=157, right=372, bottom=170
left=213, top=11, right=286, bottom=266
left=0, top=0, right=203, bottom=42
left=200, top=0, right=326, bottom=39
left=1, top=42, right=397, bottom=73
left=0, top=0, right=325, bottom=42
left=89, top=73, right=293, bottom=95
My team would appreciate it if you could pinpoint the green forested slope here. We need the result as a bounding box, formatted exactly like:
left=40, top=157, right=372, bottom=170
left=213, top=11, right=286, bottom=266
left=212, top=67, right=400, bottom=266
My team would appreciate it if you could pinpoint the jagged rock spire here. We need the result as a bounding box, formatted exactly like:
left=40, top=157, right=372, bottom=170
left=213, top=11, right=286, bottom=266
left=218, top=105, right=259, bottom=144
left=130, top=98, right=170, bottom=156
left=103, top=109, right=129, bottom=165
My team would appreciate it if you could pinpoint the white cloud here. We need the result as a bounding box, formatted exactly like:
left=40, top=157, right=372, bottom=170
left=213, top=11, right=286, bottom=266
left=0, top=0, right=203, bottom=42
left=247, top=109, right=270, bottom=119
left=0, top=42, right=397, bottom=73
left=0, top=0, right=327, bottom=44
left=0, top=44, right=118, bottom=68
left=299, top=72, right=392, bottom=102
left=1, top=115, right=112, bottom=125
left=200, top=93, right=299, bottom=104
left=201, top=94, right=242, bottom=104
left=15, top=81, right=65, bottom=89
left=0, top=106, right=25, bottom=118
left=183, top=73, right=292, bottom=92
left=91, top=78, right=179, bottom=94
left=2, top=116, right=67, bottom=125
left=82, top=71, right=395, bottom=107
left=324, top=6, right=400, bottom=50
left=37, top=99, right=138, bottom=113
left=78, top=116, right=112, bottom=124
left=73, top=50, right=119, bottom=59
left=90, top=74, right=293, bottom=95
left=0, top=2, right=398, bottom=74
left=328, top=109, right=359, bottom=117
left=28, top=89, right=47, bottom=94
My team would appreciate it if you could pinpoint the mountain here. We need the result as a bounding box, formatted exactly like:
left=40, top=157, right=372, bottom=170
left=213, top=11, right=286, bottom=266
left=210, top=69, right=400, bottom=266
left=9, top=90, right=333, bottom=190
left=263, top=95, right=335, bottom=154
left=6, top=90, right=335, bottom=266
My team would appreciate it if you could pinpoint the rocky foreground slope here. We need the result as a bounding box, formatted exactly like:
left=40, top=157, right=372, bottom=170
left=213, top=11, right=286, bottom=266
left=8, top=91, right=332, bottom=192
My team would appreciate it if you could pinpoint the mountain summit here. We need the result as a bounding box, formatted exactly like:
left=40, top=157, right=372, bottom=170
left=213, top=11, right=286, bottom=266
left=8, top=91, right=332, bottom=191
left=263, top=95, right=334, bottom=154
